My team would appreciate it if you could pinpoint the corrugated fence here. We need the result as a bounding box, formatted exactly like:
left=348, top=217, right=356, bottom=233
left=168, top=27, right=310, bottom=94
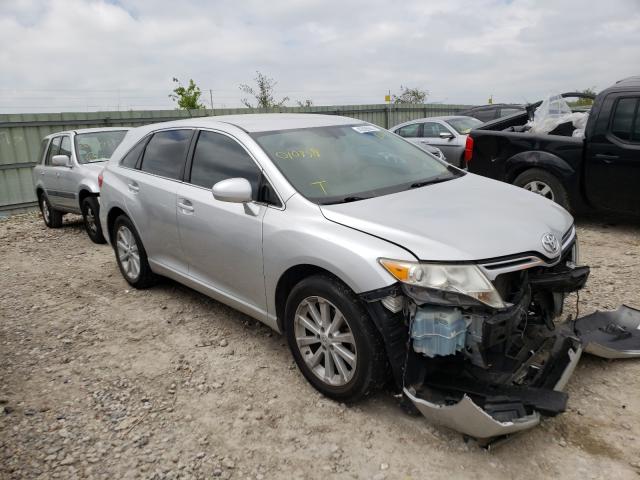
left=0, top=103, right=472, bottom=213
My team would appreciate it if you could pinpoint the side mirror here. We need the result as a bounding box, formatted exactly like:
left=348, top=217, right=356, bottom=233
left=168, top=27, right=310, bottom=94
left=52, top=154, right=71, bottom=167
left=439, top=132, right=455, bottom=140
left=212, top=178, right=253, bottom=203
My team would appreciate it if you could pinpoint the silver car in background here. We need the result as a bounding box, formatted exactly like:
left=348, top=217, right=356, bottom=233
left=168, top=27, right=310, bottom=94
left=390, top=115, right=483, bottom=167
left=32, top=127, right=129, bottom=243
left=99, top=114, right=599, bottom=441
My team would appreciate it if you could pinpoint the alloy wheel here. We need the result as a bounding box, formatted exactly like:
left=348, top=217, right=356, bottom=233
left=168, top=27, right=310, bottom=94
left=40, top=197, right=50, bottom=224
left=523, top=180, right=555, bottom=201
left=116, top=225, right=140, bottom=281
left=294, top=296, right=357, bottom=386
left=85, top=205, right=98, bottom=235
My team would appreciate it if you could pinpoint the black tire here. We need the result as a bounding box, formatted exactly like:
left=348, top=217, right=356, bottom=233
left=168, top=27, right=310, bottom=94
left=513, top=168, right=570, bottom=210
left=112, top=215, right=158, bottom=288
left=284, top=274, right=388, bottom=403
left=38, top=192, right=63, bottom=228
left=81, top=196, right=106, bottom=244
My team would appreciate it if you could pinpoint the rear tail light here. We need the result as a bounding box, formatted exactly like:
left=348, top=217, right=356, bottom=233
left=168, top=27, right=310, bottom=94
left=464, top=136, right=474, bottom=164
left=98, top=172, right=103, bottom=189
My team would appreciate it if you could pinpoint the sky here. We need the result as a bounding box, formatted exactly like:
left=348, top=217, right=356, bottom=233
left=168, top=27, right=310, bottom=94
left=0, top=0, right=639, bottom=113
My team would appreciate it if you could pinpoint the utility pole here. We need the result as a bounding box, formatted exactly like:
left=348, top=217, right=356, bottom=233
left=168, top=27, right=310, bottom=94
left=209, top=89, right=214, bottom=110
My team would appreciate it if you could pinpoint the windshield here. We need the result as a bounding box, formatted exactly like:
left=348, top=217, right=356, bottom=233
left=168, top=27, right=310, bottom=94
left=252, top=124, right=460, bottom=204
left=445, top=117, right=483, bottom=134
left=74, top=130, right=127, bottom=164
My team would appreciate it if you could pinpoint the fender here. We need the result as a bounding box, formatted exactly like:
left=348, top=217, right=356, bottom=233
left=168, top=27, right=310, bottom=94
left=504, top=150, right=575, bottom=184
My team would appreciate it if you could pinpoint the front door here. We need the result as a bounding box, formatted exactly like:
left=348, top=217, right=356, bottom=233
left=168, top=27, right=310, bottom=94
left=176, top=129, right=267, bottom=314
left=41, top=136, right=64, bottom=208
left=585, top=94, right=640, bottom=213
left=419, top=121, right=460, bottom=161
left=55, top=135, right=79, bottom=210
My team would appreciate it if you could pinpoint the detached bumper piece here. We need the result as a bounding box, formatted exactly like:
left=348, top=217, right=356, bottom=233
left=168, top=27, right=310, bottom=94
left=574, top=305, right=640, bottom=359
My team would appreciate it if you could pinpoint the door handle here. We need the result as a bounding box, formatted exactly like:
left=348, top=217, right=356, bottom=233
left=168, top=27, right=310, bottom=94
left=127, top=182, right=139, bottom=193
left=594, top=154, right=619, bottom=163
left=177, top=199, right=194, bottom=213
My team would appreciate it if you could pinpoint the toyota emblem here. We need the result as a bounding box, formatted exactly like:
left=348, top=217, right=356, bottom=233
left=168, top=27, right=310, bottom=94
left=541, top=233, right=560, bottom=255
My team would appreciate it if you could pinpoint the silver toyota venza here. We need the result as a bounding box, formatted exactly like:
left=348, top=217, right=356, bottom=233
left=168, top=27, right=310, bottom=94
left=99, top=114, right=599, bottom=441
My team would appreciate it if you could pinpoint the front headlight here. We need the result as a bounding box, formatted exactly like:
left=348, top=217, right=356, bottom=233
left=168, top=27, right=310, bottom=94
left=378, top=258, right=505, bottom=309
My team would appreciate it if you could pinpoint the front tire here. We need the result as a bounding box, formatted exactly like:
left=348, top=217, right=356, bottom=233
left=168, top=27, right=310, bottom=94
left=513, top=168, right=570, bottom=210
left=112, top=215, right=158, bottom=288
left=39, top=193, right=63, bottom=228
left=284, top=275, right=388, bottom=403
left=81, top=196, right=106, bottom=244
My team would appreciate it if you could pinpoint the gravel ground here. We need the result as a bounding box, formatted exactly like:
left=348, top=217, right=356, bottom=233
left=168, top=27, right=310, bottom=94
left=1, top=211, right=639, bottom=480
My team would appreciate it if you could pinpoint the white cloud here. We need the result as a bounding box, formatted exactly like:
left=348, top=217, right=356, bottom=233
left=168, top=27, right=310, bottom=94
left=0, top=0, right=638, bottom=112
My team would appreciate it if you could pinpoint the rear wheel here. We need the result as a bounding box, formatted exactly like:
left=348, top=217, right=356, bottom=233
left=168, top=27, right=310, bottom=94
left=514, top=168, right=570, bottom=210
left=284, top=275, right=388, bottom=402
left=113, top=215, right=158, bottom=288
left=39, top=193, right=63, bottom=228
left=81, top=196, right=106, bottom=244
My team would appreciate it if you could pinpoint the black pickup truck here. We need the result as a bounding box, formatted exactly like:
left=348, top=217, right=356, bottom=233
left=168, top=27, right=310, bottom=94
left=465, top=76, right=640, bottom=215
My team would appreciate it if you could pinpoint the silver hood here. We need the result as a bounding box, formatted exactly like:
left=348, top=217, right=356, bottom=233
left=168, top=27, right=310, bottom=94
left=319, top=173, right=573, bottom=261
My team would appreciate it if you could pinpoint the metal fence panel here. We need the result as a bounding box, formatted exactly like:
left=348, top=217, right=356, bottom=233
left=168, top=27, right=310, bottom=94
left=0, top=103, right=472, bottom=212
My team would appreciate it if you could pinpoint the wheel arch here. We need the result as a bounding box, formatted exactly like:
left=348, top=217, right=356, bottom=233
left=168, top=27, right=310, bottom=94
left=78, top=188, right=98, bottom=209
left=505, top=151, right=574, bottom=184
left=106, top=206, right=128, bottom=245
left=275, top=264, right=351, bottom=333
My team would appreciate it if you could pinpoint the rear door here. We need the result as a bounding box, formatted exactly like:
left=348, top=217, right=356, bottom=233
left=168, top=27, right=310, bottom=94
left=585, top=94, right=640, bottom=213
left=394, top=123, right=422, bottom=147
left=124, top=128, right=194, bottom=273
left=175, top=129, right=268, bottom=313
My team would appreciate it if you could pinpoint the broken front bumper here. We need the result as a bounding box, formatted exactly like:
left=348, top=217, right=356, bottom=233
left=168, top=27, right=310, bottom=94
left=403, top=344, right=582, bottom=439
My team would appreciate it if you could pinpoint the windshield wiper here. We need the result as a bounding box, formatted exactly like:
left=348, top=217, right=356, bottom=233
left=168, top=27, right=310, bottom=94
left=410, top=175, right=454, bottom=189
left=342, top=196, right=369, bottom=203
left=323, top=195, right=370, bottom=205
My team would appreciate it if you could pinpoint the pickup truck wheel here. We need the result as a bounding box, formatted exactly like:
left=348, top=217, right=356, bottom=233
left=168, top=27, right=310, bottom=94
left=81, top=197, right=106, bottom=244
left=113, top=215, right=158, bottom=288
left=284, top=275, right=388, bottom=403
left=514, top=169, right=570, bottom=210
left=39, top=193, right=63, bottom=228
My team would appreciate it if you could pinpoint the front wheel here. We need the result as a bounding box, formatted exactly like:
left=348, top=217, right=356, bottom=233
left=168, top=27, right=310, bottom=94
left=513, top=168, right=570, bottom=210
left=284, top=275, right=388, bottom=403
left=39, top=193, right=63, bottom=228
left=81, top=196, right=106, bottom=244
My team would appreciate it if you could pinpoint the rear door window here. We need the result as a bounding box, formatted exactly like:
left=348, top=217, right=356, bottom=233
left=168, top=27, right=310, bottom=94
left=45, top=137, right=62, bottom=165
left=473, top=108, right=497, bottom=122
left=140, top=129, right=193, bottom=180
left=611, top=97, right=639, bottom=142
left=120, top=138, right=148, bottom=169
left=395, top=123, right=421, bottom=138
left=189, top=131, right=261, bottom=198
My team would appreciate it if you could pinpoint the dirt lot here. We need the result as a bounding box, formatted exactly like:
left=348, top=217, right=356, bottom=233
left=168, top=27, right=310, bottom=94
left=1, top=212, right=639, bottom=480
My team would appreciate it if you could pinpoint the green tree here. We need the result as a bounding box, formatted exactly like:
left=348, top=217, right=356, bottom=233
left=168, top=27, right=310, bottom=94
left=169, top=77, right=205, bottom=110
left=392, top=85, right=428, bottom=104
left=239, top=71, right=289, bottom=108
left=296, top=99, right=314, bottom=107
left=567, top=87, right=596, bottom=107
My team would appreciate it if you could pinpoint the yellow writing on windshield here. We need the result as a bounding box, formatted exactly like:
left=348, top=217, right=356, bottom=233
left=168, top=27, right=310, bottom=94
left=310, top=180, right=328, bottom=195
left=275, top=148, right=320, bottom=160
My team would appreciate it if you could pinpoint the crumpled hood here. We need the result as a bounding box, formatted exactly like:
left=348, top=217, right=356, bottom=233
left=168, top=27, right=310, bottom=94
left=319, top=173, right=573, bottom=261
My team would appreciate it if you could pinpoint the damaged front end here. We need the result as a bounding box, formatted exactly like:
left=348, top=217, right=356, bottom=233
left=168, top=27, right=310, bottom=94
left=361, top=232, right=591, bottom=441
